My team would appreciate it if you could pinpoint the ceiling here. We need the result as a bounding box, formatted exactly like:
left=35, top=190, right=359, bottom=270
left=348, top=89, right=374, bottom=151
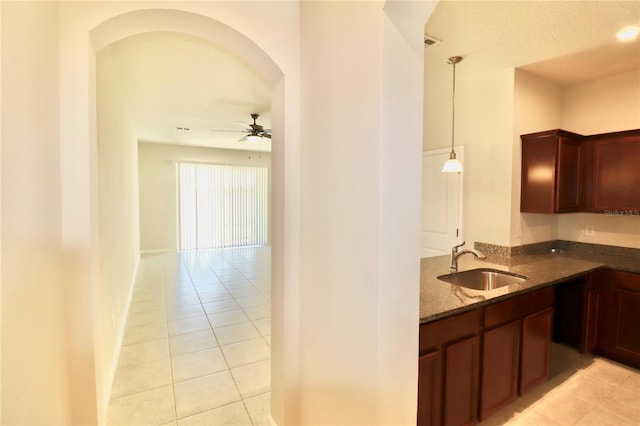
left=99, top=3, right=639, bottom=152
left=101, top=31, right=272, bottom=152
left=424, top=1, right=640, bottom=86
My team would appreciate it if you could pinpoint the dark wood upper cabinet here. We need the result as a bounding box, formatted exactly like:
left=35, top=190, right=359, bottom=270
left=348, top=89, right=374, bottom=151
left=589, top=130, right=640, bottom=212
left=521, top=128, right=640, bottom=214
left=520, top=130, right=582, bottom=213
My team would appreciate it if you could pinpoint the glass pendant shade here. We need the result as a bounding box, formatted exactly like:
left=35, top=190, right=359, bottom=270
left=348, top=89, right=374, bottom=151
left=441, top=152, right=464, bottom=173
left=246, top=134, right=262, bottom=143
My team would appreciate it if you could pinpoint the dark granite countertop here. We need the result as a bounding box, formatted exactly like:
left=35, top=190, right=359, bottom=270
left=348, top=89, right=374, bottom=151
left=420, top=249, right=640, bottom=324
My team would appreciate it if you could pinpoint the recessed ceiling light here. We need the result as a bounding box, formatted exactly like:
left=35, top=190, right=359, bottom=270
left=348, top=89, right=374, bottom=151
left=616, top=26, right=640, bottom=41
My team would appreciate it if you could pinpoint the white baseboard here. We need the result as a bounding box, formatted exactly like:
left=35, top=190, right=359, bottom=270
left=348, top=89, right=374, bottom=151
left=102, top=254, right=140, bottom=418
left=140, top=248, right=175, bottom=255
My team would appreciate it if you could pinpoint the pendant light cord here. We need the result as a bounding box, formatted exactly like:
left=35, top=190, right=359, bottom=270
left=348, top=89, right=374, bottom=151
left=451, top=60, right=456, bottom=155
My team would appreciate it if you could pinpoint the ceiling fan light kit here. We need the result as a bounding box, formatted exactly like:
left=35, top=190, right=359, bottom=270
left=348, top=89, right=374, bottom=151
left=210, top=113, right=271, bottom=142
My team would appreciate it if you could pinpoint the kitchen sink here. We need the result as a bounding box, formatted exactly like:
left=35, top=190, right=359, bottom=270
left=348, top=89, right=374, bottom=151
left=437, top=268, right=528, bottom=291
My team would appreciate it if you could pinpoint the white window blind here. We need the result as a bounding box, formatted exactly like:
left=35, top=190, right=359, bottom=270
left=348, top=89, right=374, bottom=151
left=178, top=163, right=268, bottom=250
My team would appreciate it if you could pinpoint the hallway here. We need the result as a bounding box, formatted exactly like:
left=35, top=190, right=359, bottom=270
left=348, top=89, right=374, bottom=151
left=106, top=246, right=271, bottom=425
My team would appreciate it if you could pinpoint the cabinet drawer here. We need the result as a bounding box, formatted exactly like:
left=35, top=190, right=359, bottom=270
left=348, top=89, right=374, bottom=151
left=484, top=288, right=554, bottom=329
left=420, top=309, right=482, bottom=353
left=616, top=271, right=640, bottom=291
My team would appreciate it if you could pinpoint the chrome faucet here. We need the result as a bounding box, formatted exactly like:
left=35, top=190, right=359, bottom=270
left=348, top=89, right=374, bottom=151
left=449, top=241, right=486, bottom=272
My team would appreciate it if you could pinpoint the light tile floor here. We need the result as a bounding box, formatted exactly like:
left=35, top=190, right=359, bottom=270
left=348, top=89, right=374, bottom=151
left=107, top=246, right=272, bottom=426
left=108, top=246, right=640, bottom=425
left=480, top=343, right=640, bottom=425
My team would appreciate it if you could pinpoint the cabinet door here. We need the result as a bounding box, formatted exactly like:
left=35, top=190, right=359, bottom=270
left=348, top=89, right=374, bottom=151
left=611, top=272, right=640, bottom=366
left=418, top=350, right=441, bottom=426
left=612, top=288, right=640, bottom=357
left=583, top=287, right=600, bottom=354
left=521, top=134, right=557, bottom=213
left=480, top=321, right=520, bottom=420
left=592, top=134, right=640, bottom=211
left=556, top=137, right=581, bottom=211
left=520, top=307, right=552, bottom=395
left=520, top=130, right=582, bottom=213
left=590, top=269, right=615, bottom=352
left=443, top=335, right=480, bottom=426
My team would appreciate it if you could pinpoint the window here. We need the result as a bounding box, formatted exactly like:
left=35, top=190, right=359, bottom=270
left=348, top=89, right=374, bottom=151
left=178, top=162, right=268, bottom=250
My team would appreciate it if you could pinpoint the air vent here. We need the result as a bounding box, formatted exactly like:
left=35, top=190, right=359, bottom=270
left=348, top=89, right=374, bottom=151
left=424, top=34, right=441, bottom=48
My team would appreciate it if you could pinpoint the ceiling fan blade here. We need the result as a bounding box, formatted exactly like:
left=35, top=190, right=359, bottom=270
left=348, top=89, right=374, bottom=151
left=262, top=133, right=272, bottom=139
left=238, top=135, right=248, bottom=142
left=210, top=129, right=246, bottom=133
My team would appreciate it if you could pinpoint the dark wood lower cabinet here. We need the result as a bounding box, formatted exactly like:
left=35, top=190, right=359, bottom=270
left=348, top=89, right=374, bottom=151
left=520, top=307, right=552, bottom=395
left=420, top=270, right=640, bottom=424
left=418, top=309, right=481, bottom=426
left=583, top=285, right=600, bottom=354
left=609, top=272, right=640, bottom=368
left=583, top=269, right=640, bottom=369
left=480, top=321, right=520, bottom=420
left=418, top=350, right=442, bottom=426
left=612, top=288, right=640, bottom=356
left=419, top=288, right=554, bottom=425
left=443, top=336, right=480, bottom=426
left=417, top=336, right=481, bottom=426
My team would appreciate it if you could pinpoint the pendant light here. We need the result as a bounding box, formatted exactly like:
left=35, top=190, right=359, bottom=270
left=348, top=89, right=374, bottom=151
left=442, top=56, right=464, bottom=173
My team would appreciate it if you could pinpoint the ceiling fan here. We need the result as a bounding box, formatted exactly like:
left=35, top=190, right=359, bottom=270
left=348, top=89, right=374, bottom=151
left=212, top=113, right=271, bottom=142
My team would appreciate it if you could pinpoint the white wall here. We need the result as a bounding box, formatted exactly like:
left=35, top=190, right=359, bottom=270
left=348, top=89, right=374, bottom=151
left=425, top=60, right=640, bottom=250
left=379, top=2, right=437, bottom=422
left=0, top=2, right=71, bottom=424
left=138, top=142, right=271, bottom=252
left=511, top=70, right=562, bottom=246
left=2, top=2, right=431, bottom=424
left=299, top=3, right=381, bottom=423
left=95, top=46, right=142, bottom=417
left=298, top=2, right=429, bottom=423
left=424, top=57, right=515, bottom=248
left=56, top=4, right=297, bottom=424
left=561, top=69, right=640, bottom=135
left=555, top=69, right=640, bottom=248
left=511, top=69, right=640, bottom=249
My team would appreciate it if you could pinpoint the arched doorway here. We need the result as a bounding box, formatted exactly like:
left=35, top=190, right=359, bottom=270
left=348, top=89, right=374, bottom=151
left=84, top=8, right=288, bottom=424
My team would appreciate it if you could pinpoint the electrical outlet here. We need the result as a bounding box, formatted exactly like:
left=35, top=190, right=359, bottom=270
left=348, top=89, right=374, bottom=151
left=585, top=225, right=595, bottom=236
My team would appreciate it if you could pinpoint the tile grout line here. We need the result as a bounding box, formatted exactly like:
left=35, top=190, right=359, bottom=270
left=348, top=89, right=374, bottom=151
left=205, top=254, right=258, bottom=425
left=175, top=251, right=251, bottom=423
left=162, top=263, right=180, bottom=426
left=108, top=249, right=272, bottom=425
left=209, top=250, right=270, bottom=426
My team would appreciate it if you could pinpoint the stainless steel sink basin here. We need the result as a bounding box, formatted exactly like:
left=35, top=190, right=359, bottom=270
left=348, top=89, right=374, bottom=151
left=437, top=268, right=528, bottom=291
